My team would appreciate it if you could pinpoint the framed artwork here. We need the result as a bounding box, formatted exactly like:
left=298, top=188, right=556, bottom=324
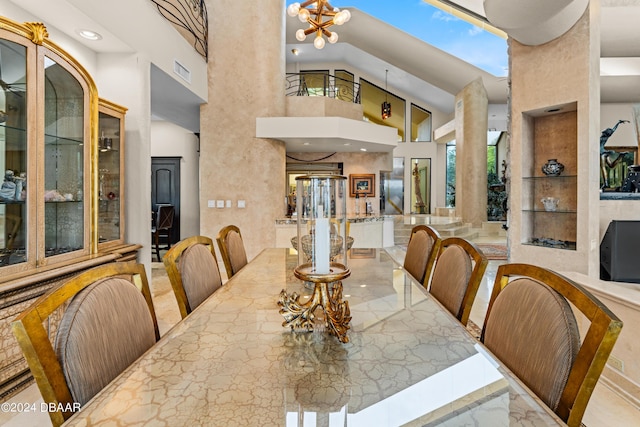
left=349, top=174, right=375, bottom=197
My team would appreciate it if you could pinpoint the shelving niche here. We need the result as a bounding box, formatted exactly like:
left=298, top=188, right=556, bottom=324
left=521, top=102, right=578, bottom=250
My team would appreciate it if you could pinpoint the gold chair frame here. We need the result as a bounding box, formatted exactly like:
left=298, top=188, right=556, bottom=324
left=216, top=224, right=246, bottom=279
left=481, top=263, right=623, bottom=427
left=163, top=235, right=220, bottom=319
left=404, top=224, right=442, bottom=287
left=429, top=237, right=488, bottom=326
left=11, top=262, right=160, bottom=427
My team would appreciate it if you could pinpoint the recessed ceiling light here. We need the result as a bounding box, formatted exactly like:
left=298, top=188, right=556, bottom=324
left=545, top=107, right=562, bottom=113
left=360, top=148, right=367, bottom=152
left=76, top=29, right=102, bottom=41
left=343, top=142, right=351, bottom=146
left=291, top=48, right=299, bottom=55
left=303, top=142, right=310, bottom=145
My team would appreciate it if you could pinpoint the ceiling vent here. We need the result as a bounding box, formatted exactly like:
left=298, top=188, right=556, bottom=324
left=173, top=60, right=191, bottom=83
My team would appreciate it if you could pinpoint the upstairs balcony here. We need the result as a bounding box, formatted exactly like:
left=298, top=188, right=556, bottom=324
left=257, top=72, right=398, bottom=153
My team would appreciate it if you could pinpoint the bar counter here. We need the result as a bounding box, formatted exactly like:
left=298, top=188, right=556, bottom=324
left=64, top=249, right=563, bottom=426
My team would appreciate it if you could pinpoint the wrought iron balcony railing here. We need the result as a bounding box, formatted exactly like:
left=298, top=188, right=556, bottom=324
left=150, top=0, right=208, bottom=61
left=286, top=73, right=361, bottom=104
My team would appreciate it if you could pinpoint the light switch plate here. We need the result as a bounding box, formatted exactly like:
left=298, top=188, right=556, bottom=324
left=226, top=200, right=231, bottom=208
left=216, top=200, right=224, bottom=208
left=238, top=200, right=246, bottom=208
left=207, top=200, right=215, bottom=208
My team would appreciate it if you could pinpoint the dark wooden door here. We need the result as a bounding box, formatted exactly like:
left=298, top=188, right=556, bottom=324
left=151, top=157, right=180, bottom=244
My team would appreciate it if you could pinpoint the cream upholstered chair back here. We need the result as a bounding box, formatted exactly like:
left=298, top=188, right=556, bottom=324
left=403, top=225, right=441, bottom=286
left=216, top=225, right=248, bottom=279
left=11, top=262, right=159, bottom=427
left=428, top=237, right=488, bottom=326
left=481, top=263, right=623, bottom=427
left=163, top=235, right=222, bottom=319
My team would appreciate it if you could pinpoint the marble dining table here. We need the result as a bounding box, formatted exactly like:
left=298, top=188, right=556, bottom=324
left=64, top=248, right=565, bottom=426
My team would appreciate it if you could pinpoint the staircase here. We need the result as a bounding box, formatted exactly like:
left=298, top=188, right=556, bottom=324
left=394, top=214, right=506, bottom=246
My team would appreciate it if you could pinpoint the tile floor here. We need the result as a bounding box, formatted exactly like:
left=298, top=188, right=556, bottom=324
left=1, top=238, right=639, bottom=426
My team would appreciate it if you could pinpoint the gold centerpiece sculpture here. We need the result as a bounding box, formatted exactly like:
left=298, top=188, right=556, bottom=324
left=278, top=175, right=352, bottom=343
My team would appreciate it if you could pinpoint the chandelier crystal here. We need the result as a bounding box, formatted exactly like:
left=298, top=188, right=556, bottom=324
left=287, top=1, right=351, bottom=49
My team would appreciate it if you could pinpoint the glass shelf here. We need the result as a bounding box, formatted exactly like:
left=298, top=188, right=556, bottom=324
left=0, top=124, right=26, bottom=133
left=522, top=209, right=577, bottom=214
left=44, top=133, right=84, bottom=145
left=522, top=175, right=577, bottom=180
left=522, top=240, right=577, bottom=251
left=44, top=200, right=83, bottom=204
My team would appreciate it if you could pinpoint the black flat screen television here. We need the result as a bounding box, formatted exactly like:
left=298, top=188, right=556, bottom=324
left=600, top=220, right=640, bottom=283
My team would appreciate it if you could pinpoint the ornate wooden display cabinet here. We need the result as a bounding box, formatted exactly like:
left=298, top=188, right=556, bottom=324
left=98, top=99, right=127, bottom=251
left=0, top=17, right=139, bottom=400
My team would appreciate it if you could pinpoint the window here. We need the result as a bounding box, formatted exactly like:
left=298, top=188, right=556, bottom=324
left=299, top=70, right=329, bottom=97
left=445, top=131, right=507, bottom=212
left=446, top=144, right=456, bottom=208
left=360, top=78, right=405, bottom=141
left=334, top=70, right=355, bottom=103
left=410, top=104, right=432, bottom=142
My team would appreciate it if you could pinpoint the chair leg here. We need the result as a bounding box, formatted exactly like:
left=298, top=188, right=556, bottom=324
left=154, top=232, right=160, bottom=262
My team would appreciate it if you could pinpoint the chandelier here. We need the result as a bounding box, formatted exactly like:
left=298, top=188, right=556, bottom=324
left=287, top=1, right=351, bottom=49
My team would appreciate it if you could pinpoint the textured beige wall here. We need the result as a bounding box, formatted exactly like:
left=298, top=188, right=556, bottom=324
left=200, top=0, right=286, bottom=261
left=508, top=3, right=601, bottom=275
left=454, top=78, right=488, bottom=227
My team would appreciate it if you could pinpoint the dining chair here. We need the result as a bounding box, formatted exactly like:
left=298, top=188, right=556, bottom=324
left=403, top=225, right=442, bottom=286
left=480, top=263, right=623, bottom=427
left=11, top=262, right=160, bottom=427
left=427, top=237, right=488, bottom=326
left=151, top=204, right=175, bottom=262
left=216, top=224, right=248, bottom=279
left=163, top=235, right=223, bottom=319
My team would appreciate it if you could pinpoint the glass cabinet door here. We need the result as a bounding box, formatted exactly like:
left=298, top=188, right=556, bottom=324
left=0, top=38, right=29, bottom=267
left=1, top=19, right=99, bottom=274
left=41, top=50, right=89, bottom=261
left=98, top=100, right=126, bottom=247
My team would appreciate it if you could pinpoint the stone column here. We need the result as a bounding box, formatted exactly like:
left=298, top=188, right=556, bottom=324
left=454, top=78, right=488, bottom=227
left=200, top=0, right=286, bottom=261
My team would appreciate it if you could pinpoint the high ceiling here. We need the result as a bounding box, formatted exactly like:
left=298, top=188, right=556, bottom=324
left=7, top=0, right=640, bottom=132
left=286, top=1, right=640, bottom=113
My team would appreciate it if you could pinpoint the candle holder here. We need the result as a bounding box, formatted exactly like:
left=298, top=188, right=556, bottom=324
left=279, top=175, right=352, bottom=343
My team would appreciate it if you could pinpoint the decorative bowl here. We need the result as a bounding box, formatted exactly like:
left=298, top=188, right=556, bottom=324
left=291, top=235, right=354, bottom=261
left=542, top=159, right=564, bottom=176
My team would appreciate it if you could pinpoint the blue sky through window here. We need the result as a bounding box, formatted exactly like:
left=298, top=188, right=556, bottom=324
left=344, top=0, right=508, bottom=77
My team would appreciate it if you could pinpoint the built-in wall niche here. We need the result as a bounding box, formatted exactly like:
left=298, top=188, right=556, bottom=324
left=410, top=158, right=431, bottom=214
left=521, top=102, right=578, bottom=250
